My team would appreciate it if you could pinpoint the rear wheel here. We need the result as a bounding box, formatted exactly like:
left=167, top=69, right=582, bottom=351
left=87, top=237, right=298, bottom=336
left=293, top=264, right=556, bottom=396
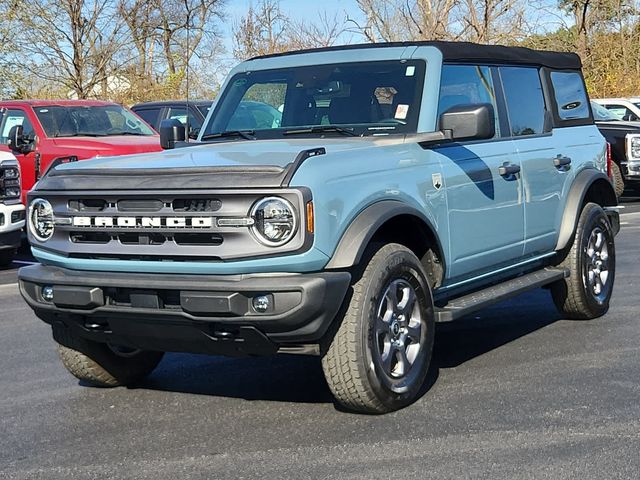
left=322, top=243, right=435, bottom=413
left=56, top=335, right=164, bottom=387
left=551, top=202, right=615, bottom=319
left=611, top=162, right=625, bottom=198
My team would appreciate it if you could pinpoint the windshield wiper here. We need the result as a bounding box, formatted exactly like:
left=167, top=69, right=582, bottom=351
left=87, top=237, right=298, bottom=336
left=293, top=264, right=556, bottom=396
left=283, top=126, right=358, bottom=137
left=102, top=131, right=148, bottom=136
left=201, top=130, right=256, bottom=141
left=54, top=132, right=102, bottom=137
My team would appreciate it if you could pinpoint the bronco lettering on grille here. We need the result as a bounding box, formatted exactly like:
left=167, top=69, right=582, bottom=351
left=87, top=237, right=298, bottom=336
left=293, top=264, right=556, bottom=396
left=71, top=216, right=215, bottom=228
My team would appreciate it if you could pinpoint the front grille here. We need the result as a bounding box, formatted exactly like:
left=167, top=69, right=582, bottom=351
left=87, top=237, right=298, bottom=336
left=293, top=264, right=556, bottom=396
left=68, top=199, right=107, bottom=212
left=35, top=189, right=309, bottom=261
left=11, top=210, right=25, bottom=223
left=173, top=198, right=222, bottom=212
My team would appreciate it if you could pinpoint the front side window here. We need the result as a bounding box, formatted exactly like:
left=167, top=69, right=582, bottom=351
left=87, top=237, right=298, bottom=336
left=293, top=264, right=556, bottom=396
left=34, top=105, right=156, bottom=137
left=202, top=60, right=426, bottom=139
left=437, top=64, right=500, bottom=137
left=603, top=104, right=639, bottom=122
left=500, top=67, right=546, bottom=136
left=550, top=71, right=590, bottom=121
left=0, top=109, right=34, bottom=145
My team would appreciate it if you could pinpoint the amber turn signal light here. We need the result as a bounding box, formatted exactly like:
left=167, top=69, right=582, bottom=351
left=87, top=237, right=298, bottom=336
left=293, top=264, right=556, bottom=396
left=306, top=201, right=314, bottom=233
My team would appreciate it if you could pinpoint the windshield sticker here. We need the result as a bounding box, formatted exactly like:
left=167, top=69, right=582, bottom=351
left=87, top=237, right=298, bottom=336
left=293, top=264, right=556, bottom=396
left=405, top=66, right=416, bottom=77
left=395, top=104, right=409, bottom=120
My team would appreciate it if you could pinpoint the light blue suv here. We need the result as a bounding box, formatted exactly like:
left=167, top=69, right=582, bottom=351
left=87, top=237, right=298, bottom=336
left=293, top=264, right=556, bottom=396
left=20, top=42, right=619, bottom=413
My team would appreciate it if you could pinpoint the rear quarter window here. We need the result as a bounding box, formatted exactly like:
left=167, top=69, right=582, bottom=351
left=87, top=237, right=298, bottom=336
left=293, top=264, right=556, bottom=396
left=550, top=71, right=590, bottom=121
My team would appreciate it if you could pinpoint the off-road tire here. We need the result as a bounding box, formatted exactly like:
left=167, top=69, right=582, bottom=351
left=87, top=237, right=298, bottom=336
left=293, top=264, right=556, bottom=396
left=322, top=243, right=435, bottom=414
left=57, top=336, right=164, bottom=387
left=0, top=249, right=16, bottom=267
left=551, top=202, right=615, bottom=319
left=611, top=162, right=625, bottom=198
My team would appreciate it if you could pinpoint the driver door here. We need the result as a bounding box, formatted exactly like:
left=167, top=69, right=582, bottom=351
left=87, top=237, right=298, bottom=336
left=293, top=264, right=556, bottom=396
left=434, top=65, right=525, bottom=281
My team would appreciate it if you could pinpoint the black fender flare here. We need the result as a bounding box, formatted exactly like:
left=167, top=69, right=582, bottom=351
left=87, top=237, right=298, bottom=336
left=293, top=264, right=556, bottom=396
left=325, top=200, right=443, bottom=269
left=555, top=169, right=617, bottom=251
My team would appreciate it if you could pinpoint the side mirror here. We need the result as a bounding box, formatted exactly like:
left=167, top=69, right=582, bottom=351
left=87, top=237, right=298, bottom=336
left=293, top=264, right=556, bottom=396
left=440, top=103, right=495, bottom=141
left=188, top=126, right=200, bottom=140
left=8, top=125, right=34, bottom=153
left=159, top=118, right=186, bottom=149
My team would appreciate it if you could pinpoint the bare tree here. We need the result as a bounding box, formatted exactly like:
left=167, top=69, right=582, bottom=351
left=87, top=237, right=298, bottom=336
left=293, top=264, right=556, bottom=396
left=349, top=0, right=409, bottom=42
left=232, top=0, right=345, bottom=60
left=459, top=0, right=525, bottom=43
left=232, top=0, right=289, bottom=59
left=287, top=11, right=345, bottom=49
left=11, top=0, right=127, bottom=98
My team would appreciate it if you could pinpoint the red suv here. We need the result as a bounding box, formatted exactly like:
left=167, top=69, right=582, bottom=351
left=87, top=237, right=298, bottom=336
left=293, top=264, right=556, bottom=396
left=0, top=100, right=162, bottom=200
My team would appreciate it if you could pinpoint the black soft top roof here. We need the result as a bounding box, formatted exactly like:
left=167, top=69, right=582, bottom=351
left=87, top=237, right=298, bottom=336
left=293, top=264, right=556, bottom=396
left=250, top=41, right=582, bottom=70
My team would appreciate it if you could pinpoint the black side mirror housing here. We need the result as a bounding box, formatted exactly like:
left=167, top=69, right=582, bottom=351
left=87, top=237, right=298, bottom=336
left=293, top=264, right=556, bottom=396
left=159, top=118, right=187, bottom=149
left=8, top=125, right=34, bottom=154
left=440, top=103, right=495, bottom=141
left=188, top=126, right=200, bottom=140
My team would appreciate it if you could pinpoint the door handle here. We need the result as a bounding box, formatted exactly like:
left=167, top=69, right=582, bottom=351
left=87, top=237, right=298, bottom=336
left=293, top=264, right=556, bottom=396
left=498, top=162, right=521, bottom=176
left=554, top=155, right=572, bottom=167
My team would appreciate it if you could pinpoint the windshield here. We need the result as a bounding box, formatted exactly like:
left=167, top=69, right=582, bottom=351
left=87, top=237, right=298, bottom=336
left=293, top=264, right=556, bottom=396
left=591, top=101, right=622, bottom=121
left=202, top=60, right=426, bottom=139
left=34, top=105, right=156, bottom=137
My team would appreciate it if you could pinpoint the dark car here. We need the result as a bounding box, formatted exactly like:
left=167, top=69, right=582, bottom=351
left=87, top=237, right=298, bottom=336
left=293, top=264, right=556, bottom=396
left=131, top=100, right=212, bottom=138
left=592, top=101, right=640, bottom=197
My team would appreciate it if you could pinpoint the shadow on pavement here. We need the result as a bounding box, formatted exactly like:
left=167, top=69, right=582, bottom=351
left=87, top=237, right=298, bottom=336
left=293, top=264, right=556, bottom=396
left=130, top=288, right=562, bottom=407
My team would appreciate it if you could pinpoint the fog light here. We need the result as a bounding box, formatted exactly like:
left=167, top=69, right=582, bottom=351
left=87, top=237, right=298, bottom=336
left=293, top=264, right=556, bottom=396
left=42, top=286, right=54, bottom=302
left=252, top=295, right=271, bottom=313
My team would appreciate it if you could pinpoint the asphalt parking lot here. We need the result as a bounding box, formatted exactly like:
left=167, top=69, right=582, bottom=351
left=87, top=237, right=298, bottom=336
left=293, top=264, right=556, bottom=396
left=2, top=196, right=640, bottom=480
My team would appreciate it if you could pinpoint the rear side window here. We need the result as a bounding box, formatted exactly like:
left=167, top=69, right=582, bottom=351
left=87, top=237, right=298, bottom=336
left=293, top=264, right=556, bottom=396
left=500, top=67, right=546, bottom=136
left=550, top=71, right=590, bottom=121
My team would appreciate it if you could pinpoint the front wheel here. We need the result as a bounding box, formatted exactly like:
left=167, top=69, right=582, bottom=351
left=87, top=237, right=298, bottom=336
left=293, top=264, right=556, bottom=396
left=551, top=202, right=616, bottom=319
left=56, top=334, right=164, bottom=387
left=322, top=243, right=435, bottom=413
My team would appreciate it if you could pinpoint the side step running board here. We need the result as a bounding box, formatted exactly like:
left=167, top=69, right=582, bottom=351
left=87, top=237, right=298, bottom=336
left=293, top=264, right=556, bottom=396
left=434, top=268, right=569, bottom=322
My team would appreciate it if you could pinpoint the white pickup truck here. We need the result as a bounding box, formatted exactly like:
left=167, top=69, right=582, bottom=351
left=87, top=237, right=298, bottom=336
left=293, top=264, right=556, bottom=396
left=0, top=151, right=24, bottom=266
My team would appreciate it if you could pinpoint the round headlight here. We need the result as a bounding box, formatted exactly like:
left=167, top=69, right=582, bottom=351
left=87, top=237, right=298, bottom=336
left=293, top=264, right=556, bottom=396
left=250, top=196, right=297, bottom=246
left=29, top=198, right=55, bottom=241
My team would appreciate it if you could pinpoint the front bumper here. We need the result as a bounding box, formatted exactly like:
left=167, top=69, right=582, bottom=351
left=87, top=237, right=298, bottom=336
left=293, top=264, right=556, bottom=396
left=19, top=265, right=351, bottom=356
left=0, top=203, right=25, bottom=250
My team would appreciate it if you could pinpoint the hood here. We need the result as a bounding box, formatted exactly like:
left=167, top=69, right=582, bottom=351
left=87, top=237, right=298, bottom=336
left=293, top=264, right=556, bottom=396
left=595, top=120, right=640, bottom=131
left=0, top=150, right=17, bottom=162
left=39, top=137, right=404, bottom=191
left=55, top=137, right=395, bottom=171
left=50, top=135, right=162, bottom=157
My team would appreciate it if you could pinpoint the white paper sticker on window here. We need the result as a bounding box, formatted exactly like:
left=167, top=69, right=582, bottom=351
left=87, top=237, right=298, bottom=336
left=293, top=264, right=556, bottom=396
left=395, top=104, right=409, bottom=120
left=405, top=66, right=415, bottom=77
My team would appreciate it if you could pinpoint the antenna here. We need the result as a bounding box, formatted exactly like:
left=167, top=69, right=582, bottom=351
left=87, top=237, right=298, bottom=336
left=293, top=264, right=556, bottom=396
left=185, top=0, right=190, bottom=142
